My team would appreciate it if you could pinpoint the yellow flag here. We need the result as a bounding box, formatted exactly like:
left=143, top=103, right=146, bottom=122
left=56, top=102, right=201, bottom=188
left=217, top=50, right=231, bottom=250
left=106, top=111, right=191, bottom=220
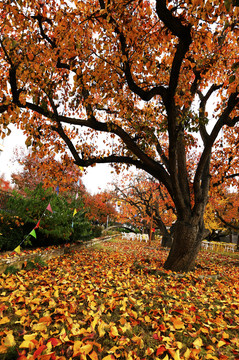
left=14, top=245, right=21, bottom=254
left=73, top=209, right=77, bottom=217
left=79, top=166, right=84, bottom=171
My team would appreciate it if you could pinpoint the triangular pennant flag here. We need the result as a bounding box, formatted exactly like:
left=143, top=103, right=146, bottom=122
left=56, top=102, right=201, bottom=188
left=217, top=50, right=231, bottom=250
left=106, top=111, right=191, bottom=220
left=46, top=203, right=53, bottom=213
left=30, top=229, right=37, bottom=238
left=75, top=193, right=78, bottom=200
left=34, top=220, right=41, bottom=229
left=14, top=245, right=21, bottom=254
left=79, top=167, right=84, bottom=172
left=73, top=208, right=77, bottom=217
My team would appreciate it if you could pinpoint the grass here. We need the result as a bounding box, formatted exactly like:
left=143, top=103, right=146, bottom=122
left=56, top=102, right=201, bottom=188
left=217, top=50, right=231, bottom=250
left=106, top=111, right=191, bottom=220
left=0, top=238, right=238, bottom=360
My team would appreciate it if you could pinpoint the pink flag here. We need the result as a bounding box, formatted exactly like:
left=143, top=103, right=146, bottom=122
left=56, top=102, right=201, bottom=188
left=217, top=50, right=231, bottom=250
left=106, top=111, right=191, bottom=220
left=75, top=193, right=78, bottom=200
left=46, top=203, right=53, bottom=213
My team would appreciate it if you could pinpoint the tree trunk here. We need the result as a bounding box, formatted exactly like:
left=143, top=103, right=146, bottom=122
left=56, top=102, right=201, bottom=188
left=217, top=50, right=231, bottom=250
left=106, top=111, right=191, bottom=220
left=163, top=220, right=204, bottom=272
left=161, top=233, right=172, bottom=248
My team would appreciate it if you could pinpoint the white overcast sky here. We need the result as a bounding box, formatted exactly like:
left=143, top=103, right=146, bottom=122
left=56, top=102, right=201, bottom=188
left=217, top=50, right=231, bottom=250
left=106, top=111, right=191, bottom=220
left=0, top=125, right=115, bottom=194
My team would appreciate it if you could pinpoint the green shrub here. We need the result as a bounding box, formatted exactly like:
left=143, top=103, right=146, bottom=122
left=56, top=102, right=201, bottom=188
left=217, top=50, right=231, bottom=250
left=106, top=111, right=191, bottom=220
left=4, top=265, right=19, bottom=275
left=91, top=224, right=103, bottom=238
left=0, top=184, right=93, bottom=251
left=33, top=255, right=48, bottom=268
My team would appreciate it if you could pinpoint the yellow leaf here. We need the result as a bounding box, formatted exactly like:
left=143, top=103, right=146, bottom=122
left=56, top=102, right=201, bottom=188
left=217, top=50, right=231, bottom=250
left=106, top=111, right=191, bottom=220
left=201, top=327, right=209, bottom=334
left=3, top=331, right=16, bottom=347
left=73, top=340, right=83, bottom=357
left=110, top=325, right=119, bottom=337
left=102, top=356, right=116, bottom=360
left=31, top=298, right=41, bottom=305
left=183, top=348, right=191, bottom=359
left=168, top=348, right=181, bottom=360
left=89, top=351, right=99, bottom=360
left=222, top=332, right=229, bottom=339
left=15, top=309, right=27, bottom=316
left=23, top=333, right=37, bottom=341
left=205, top=355, right=219, bottom=360
left=0, top=317, right=10, bottom=325
left=19, top=339, right=36, bottom=350
left=193, top=337, right=203, bottom=348
left=32, top=322, right=47, bottom=332
left=162, top=355, right=169, bottom=360
left=172, top=317, right=185, bottom=330
left=217, top=340, right=226, bottom=348
left=80, top=343, right=93, bottom=355
left=98, top=321, right=108, bottom=337
left=144, top=315, right=151, bottom=323
left=145, top=347, right=154, bottom=356
left=176, top=341, right=183, bottom=349
left=91, top=315, right=100, bottom=330
left=132, top=336, right=144, bottom=349
left=59, top=327, right=70, bottom=342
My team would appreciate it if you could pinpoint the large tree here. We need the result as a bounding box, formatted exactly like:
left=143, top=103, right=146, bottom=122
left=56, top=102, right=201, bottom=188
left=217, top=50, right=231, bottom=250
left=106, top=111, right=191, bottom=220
left=0, top=0, right=238, bottom=270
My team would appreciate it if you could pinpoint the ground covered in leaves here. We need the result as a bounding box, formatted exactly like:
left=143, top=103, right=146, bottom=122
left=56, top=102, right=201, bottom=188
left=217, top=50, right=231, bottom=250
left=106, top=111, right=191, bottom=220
left=0, top=238, right=238, bottom=360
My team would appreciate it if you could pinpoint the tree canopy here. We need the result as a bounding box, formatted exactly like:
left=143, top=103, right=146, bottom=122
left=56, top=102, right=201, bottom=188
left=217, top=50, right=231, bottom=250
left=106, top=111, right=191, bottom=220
left=0, top=0, right=238, bottom=270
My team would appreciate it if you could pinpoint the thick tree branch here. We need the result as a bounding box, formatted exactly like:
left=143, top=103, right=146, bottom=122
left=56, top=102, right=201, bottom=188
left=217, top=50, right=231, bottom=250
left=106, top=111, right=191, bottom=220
left=156, top=0, right=192, bottom=98
left=98, top=0, right=168, bottom=102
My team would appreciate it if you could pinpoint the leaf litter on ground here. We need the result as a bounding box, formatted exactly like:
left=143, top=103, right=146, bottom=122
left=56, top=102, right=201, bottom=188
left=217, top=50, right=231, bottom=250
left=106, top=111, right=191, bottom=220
left=0, top=238, right=238, bottom=360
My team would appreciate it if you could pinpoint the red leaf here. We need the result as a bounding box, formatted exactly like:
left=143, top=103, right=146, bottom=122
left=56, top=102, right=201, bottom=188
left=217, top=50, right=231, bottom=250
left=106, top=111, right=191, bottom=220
left=156, top=345, right=166, bottom=356
left=33, top=345, right=47, bottom=359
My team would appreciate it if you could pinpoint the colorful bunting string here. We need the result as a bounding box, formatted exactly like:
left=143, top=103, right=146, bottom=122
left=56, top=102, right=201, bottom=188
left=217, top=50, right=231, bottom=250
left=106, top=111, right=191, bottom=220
left=13, top=201, right=54, bottom=254
left=12, top=177, right=81, bottom=254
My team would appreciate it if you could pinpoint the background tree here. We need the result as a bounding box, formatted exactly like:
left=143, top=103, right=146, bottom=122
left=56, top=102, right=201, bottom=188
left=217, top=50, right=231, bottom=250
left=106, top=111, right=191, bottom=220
left=11, top=151, right=85, bottom=196
left=0, top=176, right=12, bottom=211
left=0, top=0, right=238, bottom=270
left=114, top=172, right=176, bottom=246
left=84, top=190, right=118, bottom=226
left=207, top=129, right=239, bottom=236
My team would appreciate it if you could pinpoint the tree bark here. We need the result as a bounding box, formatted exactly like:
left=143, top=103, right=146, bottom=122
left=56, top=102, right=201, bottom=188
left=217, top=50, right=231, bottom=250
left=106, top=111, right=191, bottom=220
left=161, top=233, right=172, bottom=248
left=163, top=220, right=204, bottom=272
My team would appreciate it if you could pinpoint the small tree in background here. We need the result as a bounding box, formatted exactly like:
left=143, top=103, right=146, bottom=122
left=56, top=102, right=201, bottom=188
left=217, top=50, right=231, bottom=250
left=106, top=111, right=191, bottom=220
left=114, top=172, right=176, bottom=246
left=11, top=151, right=85, bottom=196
